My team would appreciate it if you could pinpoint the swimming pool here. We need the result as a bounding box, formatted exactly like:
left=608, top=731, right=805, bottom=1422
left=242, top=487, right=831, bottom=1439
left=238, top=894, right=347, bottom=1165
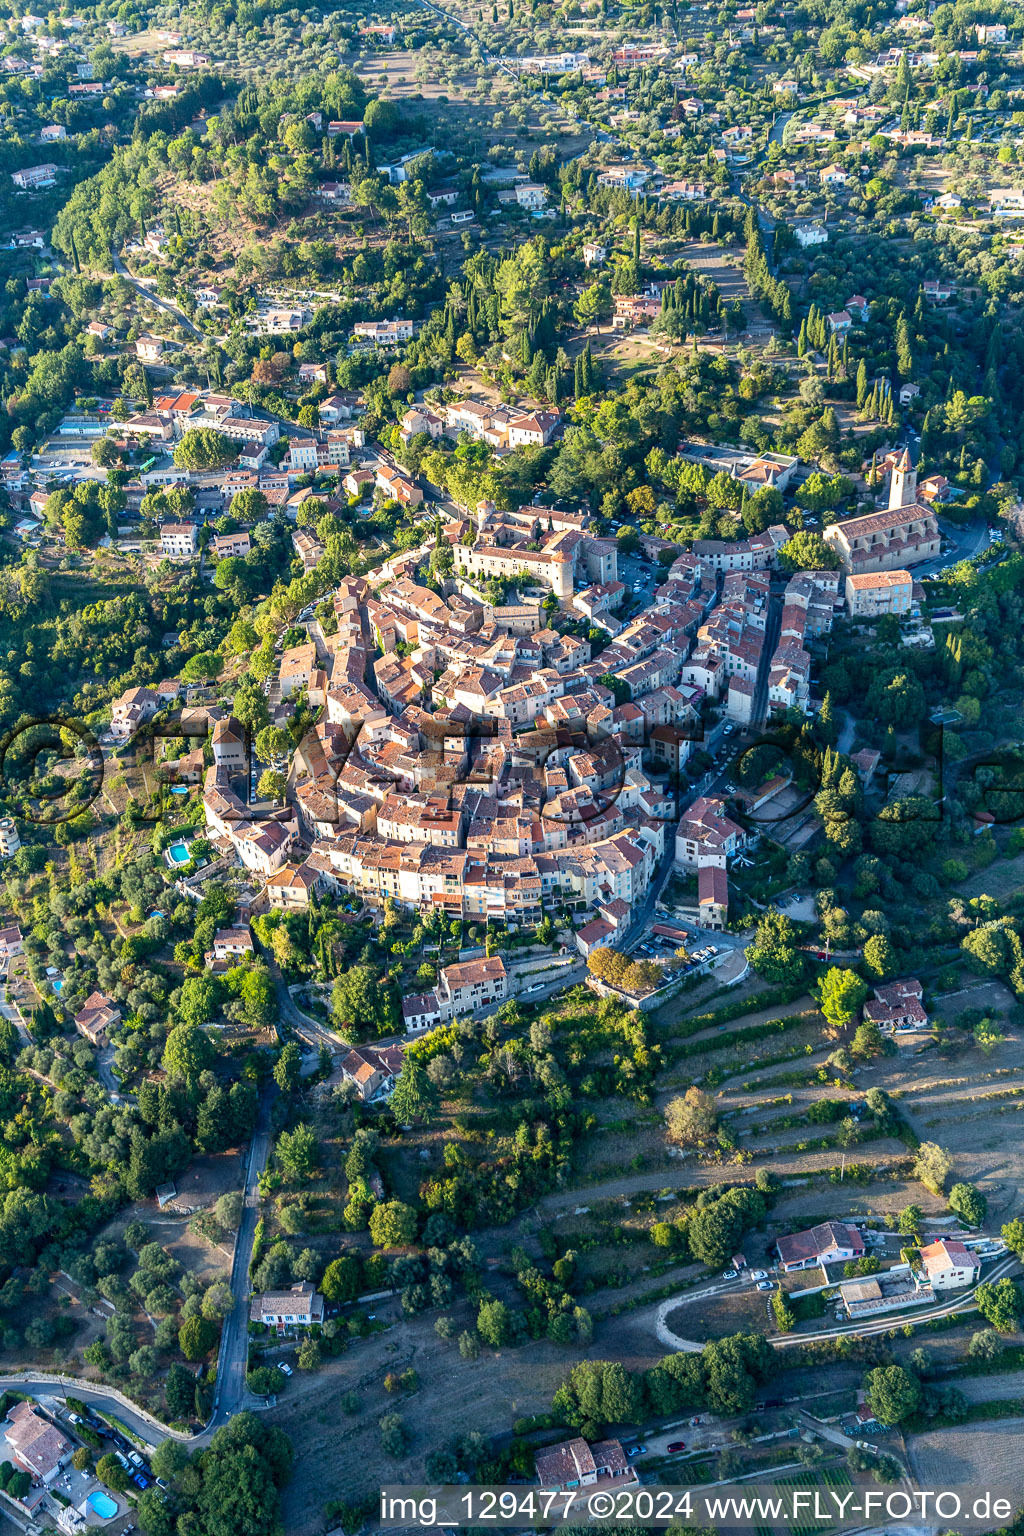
left=166, top=842, right=191, bottom=866
left=169, top=784, right=189, bottom=796
left=52, top=978, right=63, bottom=994
left=88, top=1491, right=118, bottom=1519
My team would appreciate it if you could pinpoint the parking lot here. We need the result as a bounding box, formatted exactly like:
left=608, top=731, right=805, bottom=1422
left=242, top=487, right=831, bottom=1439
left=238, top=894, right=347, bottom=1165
left=631, top=924, right=725, bottom=973
left=65, top=1402, right=161, bottom=1493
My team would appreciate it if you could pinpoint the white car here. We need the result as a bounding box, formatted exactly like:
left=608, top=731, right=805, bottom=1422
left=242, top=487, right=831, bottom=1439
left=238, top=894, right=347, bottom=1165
left=722, top=1269, right=737, bottom=1280
left=757, top=1280, right=774, bottom=1291
left=277, top=1362, right=293, bottom=1376
left=751, top=1269, right=768, bottom=1281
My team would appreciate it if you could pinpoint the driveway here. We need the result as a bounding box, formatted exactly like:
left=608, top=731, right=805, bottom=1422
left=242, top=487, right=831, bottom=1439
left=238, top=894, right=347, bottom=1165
left=110, top=248, right=202, bottom=339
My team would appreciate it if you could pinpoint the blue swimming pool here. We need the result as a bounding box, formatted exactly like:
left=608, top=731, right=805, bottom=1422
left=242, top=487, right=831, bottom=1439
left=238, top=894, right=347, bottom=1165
left=169, top=784, right=189, bottom=796
left=88, top=1491, right=118, bottom=1519
left=52, top=978, right=63, bottom=994
left=167, top=842, right=191, bottom=865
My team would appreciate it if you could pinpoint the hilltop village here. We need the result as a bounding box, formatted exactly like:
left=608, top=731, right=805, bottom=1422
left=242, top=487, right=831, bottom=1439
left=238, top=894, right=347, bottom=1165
left=6, top=0, right=1024, bottom=1533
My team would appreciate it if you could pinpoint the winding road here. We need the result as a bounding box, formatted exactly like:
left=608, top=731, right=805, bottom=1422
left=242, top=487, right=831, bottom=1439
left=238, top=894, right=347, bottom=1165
left=654, top=1252, right=1021, bottom=1353
left=0, top=1092, right=274, bottom=1454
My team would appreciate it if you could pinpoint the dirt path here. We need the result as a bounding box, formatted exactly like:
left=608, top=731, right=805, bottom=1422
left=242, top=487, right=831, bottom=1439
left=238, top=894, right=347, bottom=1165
left=535, top=1134, right=910, bottom=1214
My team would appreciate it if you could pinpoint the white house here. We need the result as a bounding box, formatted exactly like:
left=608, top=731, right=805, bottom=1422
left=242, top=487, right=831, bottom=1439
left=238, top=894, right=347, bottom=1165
left=249, top=1281, right=325, bottom=1329
left=776, top=1221, right=866, bottom=1272
left=916, top=1239, right=981, bottom=1291
left=160, top=522, right=198, bottom=560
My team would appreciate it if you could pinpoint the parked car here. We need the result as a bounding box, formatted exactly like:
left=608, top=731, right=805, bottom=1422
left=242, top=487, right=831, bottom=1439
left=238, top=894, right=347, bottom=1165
left=625, top=1444, right=647, bottom=1457
left=722, top=1270, right=737, bottom=1280
left=751, top=1270, right=768, bottom=1281
left=277, top=1362, right=293, bottom=1377
left=666, top=1441, right=686, bottom=1454
left=757, top=1280, right=774, bottom=1291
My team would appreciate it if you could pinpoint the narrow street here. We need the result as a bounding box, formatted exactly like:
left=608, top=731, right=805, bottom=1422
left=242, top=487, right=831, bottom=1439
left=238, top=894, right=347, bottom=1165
left=752, top=593, right=782, bottom=726
left=212, top=1092, right=272, bottom=1424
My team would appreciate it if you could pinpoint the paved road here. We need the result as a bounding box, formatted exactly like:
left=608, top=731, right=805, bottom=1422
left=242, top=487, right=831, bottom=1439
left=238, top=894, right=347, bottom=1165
left=274, top=969, right=344, bottom=1056
left=213, top=1092, right=273, bottom=1425
left=0, top=1098, right=275, bottom=1448
left=767, top=110, right=794, bottom=148
left=110, top=248, right=203, bottom=339
left=95, top=1043, right=135, bottom=1102
left=915, top=512, right=990, bottom=579
left=0, top=1376, right=172, bottom=1449
left=0, top=987, right=28, bottom=1052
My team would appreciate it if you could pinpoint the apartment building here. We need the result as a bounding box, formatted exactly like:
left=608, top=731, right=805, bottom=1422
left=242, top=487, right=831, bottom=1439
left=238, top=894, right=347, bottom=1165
left=674, top=796, right=747, bottom=869
left=845, top=569, right=913, bottom=617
